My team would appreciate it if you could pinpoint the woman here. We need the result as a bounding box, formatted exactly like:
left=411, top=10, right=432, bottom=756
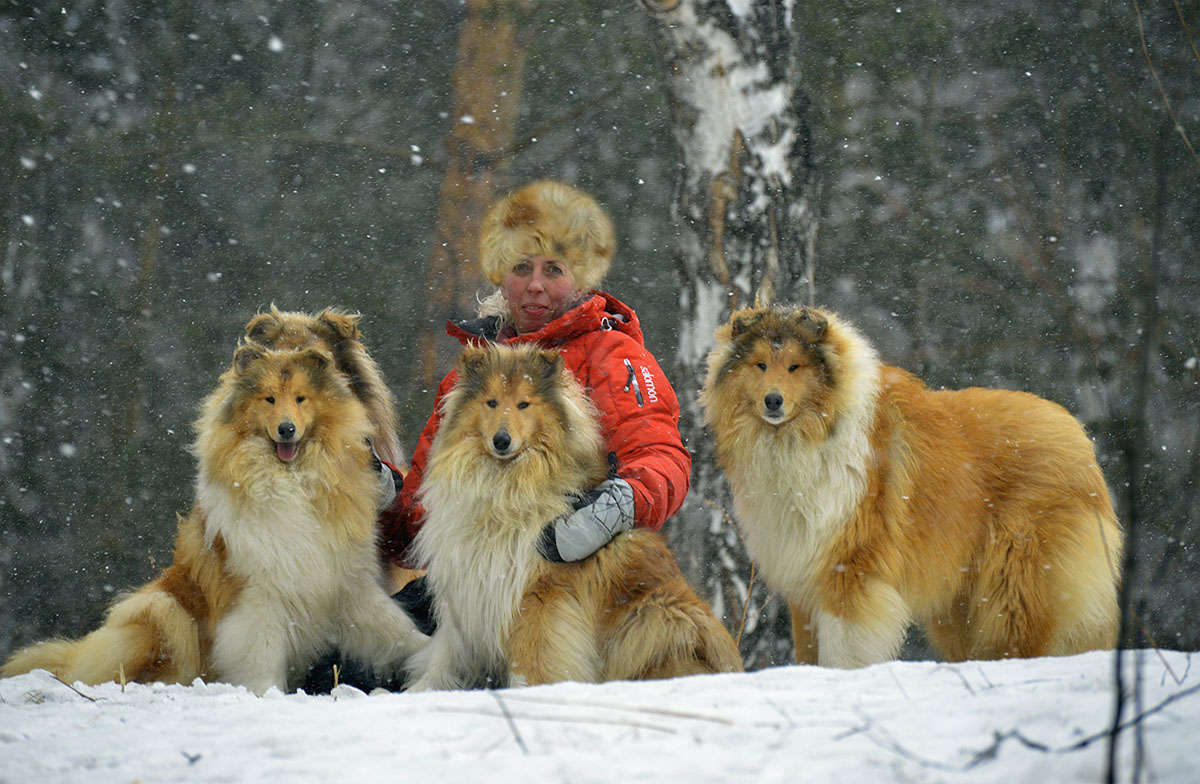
left=379, top=179, right=691, bottom=568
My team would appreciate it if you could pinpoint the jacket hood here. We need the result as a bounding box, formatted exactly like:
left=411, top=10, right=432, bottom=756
left=446, top=291, right=645, bottom=348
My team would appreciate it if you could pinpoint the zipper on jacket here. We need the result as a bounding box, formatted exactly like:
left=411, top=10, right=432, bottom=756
left=623, top=358, right=644, bottom=407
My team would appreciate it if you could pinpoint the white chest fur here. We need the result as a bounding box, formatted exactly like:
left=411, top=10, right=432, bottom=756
left=727, top=373, right=880, bottom=611
left=418, top=488, right=541, bottom=672
left=199, top=468, right=374, bottom=609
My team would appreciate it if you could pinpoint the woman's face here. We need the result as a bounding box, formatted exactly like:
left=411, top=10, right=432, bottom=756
left=502, top=255, right=579, bottom=334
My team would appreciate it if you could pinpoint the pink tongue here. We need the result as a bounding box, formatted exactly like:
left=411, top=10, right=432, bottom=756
left=276, top=441, right=298, bottom=461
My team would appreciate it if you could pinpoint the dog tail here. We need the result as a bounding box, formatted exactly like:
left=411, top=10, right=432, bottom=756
left=690, top=609, right=746, bottom=674
left=666, top=602, right=745, bottom=676
left=607, top=589, right=745, bottom=680
left=2, top=638, right=83, bottom=680
left=2, top=588, right=203, bottom=686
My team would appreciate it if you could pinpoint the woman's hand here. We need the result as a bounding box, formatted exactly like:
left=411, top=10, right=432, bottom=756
left=536, top=478, right=635, bottom=562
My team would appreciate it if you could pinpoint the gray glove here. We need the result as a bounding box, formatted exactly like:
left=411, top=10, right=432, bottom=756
left=537, top=478, right=635, bottom=562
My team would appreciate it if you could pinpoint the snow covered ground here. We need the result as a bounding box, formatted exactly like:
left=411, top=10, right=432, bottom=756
left=1, top=649, right=1196, bottom=783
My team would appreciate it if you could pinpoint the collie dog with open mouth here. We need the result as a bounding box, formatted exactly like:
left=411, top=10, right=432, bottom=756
left=700, top=304, right=1122, bottom=667
left=2, top=338, right=426, bottom=693
left=405, top=343, right=742, bottom=690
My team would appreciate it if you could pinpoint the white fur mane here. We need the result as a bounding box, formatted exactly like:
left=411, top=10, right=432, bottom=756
left=713, top=312, right=882, bottom=613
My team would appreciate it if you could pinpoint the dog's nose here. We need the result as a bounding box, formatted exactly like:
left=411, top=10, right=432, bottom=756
left=492, top=429, right=511, bottom=453
left=277, top=421, right=296, bottom=440
left=764, top=393, right=783, bottom=412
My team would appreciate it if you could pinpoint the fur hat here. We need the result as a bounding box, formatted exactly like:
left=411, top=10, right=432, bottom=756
left=479, top=180, right=615, bottom=291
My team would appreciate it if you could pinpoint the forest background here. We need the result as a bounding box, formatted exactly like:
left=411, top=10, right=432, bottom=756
left=1, top=0, right=1197, bottom=669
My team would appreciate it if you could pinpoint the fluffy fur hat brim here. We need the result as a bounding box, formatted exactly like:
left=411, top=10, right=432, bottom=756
left=479, top=180, right=615, bottom=292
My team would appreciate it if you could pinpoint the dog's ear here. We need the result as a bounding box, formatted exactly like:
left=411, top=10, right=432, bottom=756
left=244, top=308, right=284, bottom=345
left=299, top=346, right=333, bottom=371
left=314, top=308, right=361, bottom=342
left=729, top=308, right=766, bottom=340
left=794, top=307, right=829, bottom=344
left=234, top=342, right=266, bottom=373
left=458, top=346, right=490, bottom=381
left=753, top=286, right=773, bottom=309
left=534, top=349, right=564, bottom=383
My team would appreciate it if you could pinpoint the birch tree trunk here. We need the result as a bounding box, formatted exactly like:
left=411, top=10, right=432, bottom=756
left=641, top=0, right=819, bottom=667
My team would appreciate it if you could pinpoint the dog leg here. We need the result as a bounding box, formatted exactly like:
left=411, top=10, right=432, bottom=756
left=788, top=602, right=819, bottom=665
left=967, top=513, right=1056, bottom=659
left=404, top=626, right=468, bottom=692
left=815, top=581, right=909, bottom=668
left=508, top=597, right=599, bottom=685
left=924, top=599, right=972, bottom=662
left=337, top=587, right=429, bottom=681
left=211, top=601, right=292, bottom=694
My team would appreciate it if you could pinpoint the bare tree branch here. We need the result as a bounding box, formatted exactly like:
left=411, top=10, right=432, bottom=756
left=1133, top=0, right=1200, bottom=167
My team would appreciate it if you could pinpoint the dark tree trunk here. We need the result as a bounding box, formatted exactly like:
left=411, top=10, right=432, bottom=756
left=414, top=0, right=533, bottom=391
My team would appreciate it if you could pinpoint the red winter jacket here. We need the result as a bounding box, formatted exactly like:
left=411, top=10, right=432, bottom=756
left=379, top=291, right=691, bottom=566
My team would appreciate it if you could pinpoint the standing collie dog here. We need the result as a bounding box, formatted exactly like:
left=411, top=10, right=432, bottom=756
left=2, top=342, right=426, bottom=693
left=406, top=344, right=742, bottom=690
left=700, top=304, right=1122, bottom=667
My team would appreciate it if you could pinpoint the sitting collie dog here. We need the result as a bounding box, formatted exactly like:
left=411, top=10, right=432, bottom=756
left=405, top=343, right=742, bottom=690
left=2, top=341, right=426, bottom=693
left=700, top=304, right=1122, bottom=667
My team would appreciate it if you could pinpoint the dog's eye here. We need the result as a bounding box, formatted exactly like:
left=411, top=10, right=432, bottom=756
left=265, top=396, right=275, bottom=404
left=296, top=396, right=306, bottom=404
left=517, top=401, right=530, bottom=410
left=788, top=365, right=800, bottom=373
left=756, top=363, right=767, bottom=372
left=487, top=400, right=498, bottom=408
